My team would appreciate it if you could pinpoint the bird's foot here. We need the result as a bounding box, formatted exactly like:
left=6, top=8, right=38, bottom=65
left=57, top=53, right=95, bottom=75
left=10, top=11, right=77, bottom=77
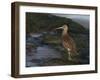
left=68, top=57, right=73, bottom=61
left=76, top=53, right=79, bottom=56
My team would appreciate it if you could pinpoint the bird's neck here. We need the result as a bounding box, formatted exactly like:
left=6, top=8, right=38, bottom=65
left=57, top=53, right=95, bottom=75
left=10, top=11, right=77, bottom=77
left=62, top=28, right=68, bottom=36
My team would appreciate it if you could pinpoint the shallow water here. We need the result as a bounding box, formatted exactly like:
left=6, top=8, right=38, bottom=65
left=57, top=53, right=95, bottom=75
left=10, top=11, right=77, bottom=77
left=26, top=45, right=63, bottom=67
left=26, top=33, right=89, bottom=67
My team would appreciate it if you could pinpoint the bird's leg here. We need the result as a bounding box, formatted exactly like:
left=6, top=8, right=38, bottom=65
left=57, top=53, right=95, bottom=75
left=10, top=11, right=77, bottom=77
left=67, top=49, right=72, bottom=60
left=68, top=51, right=72, bottom=60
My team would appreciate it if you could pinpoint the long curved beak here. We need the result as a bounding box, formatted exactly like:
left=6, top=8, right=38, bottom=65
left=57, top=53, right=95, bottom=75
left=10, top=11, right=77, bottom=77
left=55, top=27, right=63, bottom=30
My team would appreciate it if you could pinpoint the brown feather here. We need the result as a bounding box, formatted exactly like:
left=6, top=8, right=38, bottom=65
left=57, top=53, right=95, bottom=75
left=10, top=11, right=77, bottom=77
left=62, top=32, right=77, bottom=54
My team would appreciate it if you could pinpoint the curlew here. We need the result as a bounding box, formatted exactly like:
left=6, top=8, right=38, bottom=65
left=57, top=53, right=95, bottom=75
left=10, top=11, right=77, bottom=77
left=55, top=24, right=78, bottom=60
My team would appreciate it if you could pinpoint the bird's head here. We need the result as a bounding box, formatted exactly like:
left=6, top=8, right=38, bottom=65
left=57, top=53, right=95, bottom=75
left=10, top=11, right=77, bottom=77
left=55, top=24, right=68, bottom=31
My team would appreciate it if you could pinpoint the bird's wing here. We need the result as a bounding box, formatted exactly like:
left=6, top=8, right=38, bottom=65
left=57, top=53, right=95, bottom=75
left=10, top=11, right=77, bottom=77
left=62, top=34, right=77, bottom=53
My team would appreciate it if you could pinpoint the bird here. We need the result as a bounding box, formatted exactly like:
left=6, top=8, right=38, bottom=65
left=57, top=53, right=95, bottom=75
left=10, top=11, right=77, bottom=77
left=55, top=24, right=78, bottom=60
